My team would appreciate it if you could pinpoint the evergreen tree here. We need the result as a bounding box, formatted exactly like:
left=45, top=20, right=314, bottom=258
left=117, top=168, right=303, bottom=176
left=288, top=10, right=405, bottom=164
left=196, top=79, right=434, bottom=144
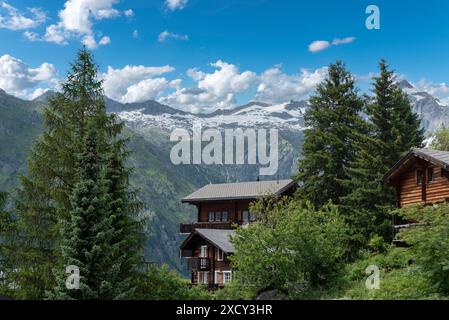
left=52, top=125, right=117, bottom=299
left=12, top=47, right=143, bottom=299
left=294, top=61, right=365, bottom=208
left=341, top=60, right=424, bottom=251
left=367, top=60, right=424, bottom=163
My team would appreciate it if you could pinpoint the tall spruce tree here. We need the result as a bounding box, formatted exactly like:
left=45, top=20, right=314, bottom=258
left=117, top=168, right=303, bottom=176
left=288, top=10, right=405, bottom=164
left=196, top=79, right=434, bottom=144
left=294, top=61, right=366, bottom=208
left=367, top=60, right=424, bottom=164
left=51, top=124, right=119, bottom=299
left=12, top=48, right=143, bottom=299
left=341, top=60, right=424, bottom=251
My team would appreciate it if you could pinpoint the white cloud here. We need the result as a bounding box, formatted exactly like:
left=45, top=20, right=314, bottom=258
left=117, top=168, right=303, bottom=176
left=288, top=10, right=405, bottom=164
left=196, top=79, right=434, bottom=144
left=158, top=30, right=189, bottom=42
left=332, top=37, right=356, bottom=46
left=256, top=66, right=328, bottom=103
left=82, top=34, right=97, bottom=49
left=0, top=54, right=57, bottom=99
left=124, top=9, right=134, bottom=17
left=0, top=1, right=46, bottom=30
left=415, top=80, right=449, bottom=105
left=99, top=35, right=111, bottom=45
left=308, top=36, right=356, bottom=53
left=102, top=65, right=177, bottom=103
left=24, top=0, right=131, bottom=48
left=308, top=40, right=330, bottom=53
left=160, top=60, right=257, bottom=113
left=132, top=29, right=139, bottom=38
left=165, top=0, right=188, bottom=11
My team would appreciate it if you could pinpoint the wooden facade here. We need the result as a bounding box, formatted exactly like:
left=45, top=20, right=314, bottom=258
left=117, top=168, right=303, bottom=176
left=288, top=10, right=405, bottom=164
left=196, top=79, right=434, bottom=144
left=383, top=149, right=449, bottom=207
left=179, top=180, right=297, bottom=289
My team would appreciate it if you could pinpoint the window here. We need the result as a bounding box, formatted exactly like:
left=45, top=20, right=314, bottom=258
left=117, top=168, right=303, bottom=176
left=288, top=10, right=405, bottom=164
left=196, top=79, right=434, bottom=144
left=250, top=212, right=257, bottom=222
left=215, top=211, right=222, bottom=222
left=417, top=170, right=423, bottom=185
left=200, top=245, right=207, bottom=258
left=222, top=211, right=228, bottom=222
left=203, top=271, right=209, bottom=285
left=216, top=248, right=224, bottom=261
left=214, top=271, right=220, bottom=285
left=208, top=212, right=214, bottom=222
left=223, top=271, right=232, bottom=284
left=428, top=168, right=434, bottom=182
left=242, top=210, right=249, bottom=223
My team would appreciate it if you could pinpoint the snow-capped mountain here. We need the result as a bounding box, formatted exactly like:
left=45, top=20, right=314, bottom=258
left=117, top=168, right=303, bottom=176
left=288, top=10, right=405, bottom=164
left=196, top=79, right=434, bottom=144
left=110, top=80, right=449, bottom=137
left=114, top=100, right=308, bottom=133
left=398, top=80, right=449, bottom=133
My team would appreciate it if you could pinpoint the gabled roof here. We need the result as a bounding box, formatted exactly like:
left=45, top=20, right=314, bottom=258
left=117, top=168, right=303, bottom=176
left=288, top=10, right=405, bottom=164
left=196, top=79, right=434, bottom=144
left=382, top=148, right=449, bottom=183
left=181, top=229, right=236, bottom=253
left=182, top=179, right=296, bottom=203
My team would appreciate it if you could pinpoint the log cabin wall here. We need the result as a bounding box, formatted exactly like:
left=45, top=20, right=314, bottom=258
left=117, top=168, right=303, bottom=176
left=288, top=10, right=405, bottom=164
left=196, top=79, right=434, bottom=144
left=397, top=162, right=449, bottom=207
left=425, top=166, right=449, bottom=202
left=397, top=169, right=424, bottom=207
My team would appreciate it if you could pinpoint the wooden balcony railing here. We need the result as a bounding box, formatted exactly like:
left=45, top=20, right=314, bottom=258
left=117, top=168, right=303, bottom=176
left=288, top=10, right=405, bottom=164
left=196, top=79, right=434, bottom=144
left=180, top=221, right=233, bottom=233
left=187, top=257, right=210, bottom=271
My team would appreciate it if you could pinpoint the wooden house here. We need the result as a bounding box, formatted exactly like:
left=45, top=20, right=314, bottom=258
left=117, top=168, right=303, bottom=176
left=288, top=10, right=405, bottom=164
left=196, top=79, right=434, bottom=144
left=180, top=179, right=297, bottom=289
left=382, top=148, right=449, bottom=207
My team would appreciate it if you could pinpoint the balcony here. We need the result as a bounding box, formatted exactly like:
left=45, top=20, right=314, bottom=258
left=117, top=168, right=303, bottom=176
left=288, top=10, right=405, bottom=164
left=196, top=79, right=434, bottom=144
left=180, top=221, right=233, bottom=234
left=187, top=257, right=210, bottom=271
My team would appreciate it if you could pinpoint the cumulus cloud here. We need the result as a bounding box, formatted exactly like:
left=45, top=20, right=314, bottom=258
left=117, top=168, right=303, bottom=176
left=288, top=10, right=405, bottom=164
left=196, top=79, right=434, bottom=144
left=0, top=1, right=46, bottom=30
left=256, top=66, right=328, bottom=103
left=308, top=36, right=356, bottom=53
left=158, top=30, right=189, bottom=42
left=165, top=0, right=188, bottom=11
left=102, top=65, right=177, bottom=103
left=160, top=60, right=257, bottom=113
left=22, top=0, right=133, bottom=48
left=0, top=54, right=58, bottom=99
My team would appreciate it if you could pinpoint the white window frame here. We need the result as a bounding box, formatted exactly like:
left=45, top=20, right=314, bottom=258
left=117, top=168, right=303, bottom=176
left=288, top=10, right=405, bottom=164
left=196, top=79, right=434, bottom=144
left=214, top=270, right=220, bottom=285
left=242, top=210, right=249, bottom=224
left=222, top=211, right=228, bottom=222
left=208, top=212, right=214, bottom=222
left=200, top=245, right=207, bottom=258
left=216, top=248, right=224, bottom=261
left=222, top=271, right=232, bottom=284
left=203, top=271, right=209, bottom=285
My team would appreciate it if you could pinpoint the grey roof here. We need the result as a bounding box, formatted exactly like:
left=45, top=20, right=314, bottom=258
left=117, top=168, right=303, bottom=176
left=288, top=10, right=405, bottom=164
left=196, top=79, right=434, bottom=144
left=182, top=179, right=296, bottom=203
left=383, top=148, right=449, bottom=182
left=195, top=229, right=236, bottom=253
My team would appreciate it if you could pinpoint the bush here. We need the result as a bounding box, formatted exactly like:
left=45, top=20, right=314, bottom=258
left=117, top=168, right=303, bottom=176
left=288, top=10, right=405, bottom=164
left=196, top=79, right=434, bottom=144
left=229, top=198, right=349, bottom=299
left=134, top=265, right=211, bottom=300
left=396, top=203, right=449, bottom=295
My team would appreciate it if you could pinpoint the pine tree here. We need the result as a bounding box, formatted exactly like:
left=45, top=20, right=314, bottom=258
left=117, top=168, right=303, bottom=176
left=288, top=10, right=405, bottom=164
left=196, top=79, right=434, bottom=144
left=367, top=59, right=424, bottom=163
left=294, top=61, right=366, bottom=208
left=341, top=60, right=424, bottom=251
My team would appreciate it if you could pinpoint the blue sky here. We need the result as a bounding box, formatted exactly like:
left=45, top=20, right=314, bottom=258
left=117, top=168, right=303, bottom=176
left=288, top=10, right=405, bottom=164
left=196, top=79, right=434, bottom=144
left=1, top=0, right=449, bottom=112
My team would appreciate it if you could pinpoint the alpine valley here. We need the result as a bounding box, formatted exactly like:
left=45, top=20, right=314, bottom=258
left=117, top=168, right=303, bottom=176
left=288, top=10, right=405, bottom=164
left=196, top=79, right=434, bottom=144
left=0, top=79, right=446, bottom=273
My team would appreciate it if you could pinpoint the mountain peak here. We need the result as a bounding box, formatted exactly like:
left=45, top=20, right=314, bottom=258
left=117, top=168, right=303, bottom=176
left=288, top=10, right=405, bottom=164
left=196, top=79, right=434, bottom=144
left=398, top=79, right=414, bottom=90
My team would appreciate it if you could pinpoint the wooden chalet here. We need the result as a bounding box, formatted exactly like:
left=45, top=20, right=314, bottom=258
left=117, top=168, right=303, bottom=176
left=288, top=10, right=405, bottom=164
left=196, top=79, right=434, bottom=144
left=382, top=148, right=449, bottom=207
left=180, top=179, right=297, bottom=289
